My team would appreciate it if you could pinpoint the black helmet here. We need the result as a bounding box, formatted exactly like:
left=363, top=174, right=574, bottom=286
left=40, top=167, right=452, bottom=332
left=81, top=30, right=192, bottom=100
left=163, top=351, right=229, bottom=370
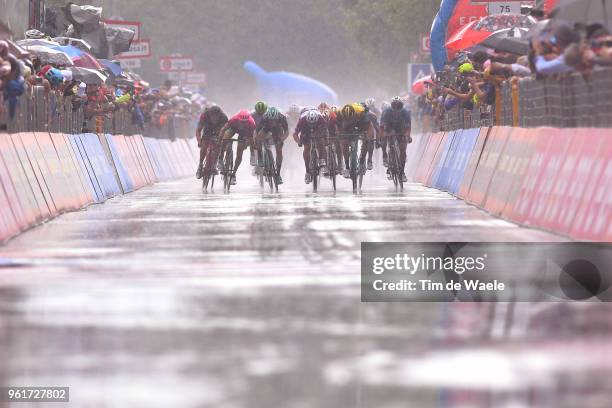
left=391, top=97, right=404, bottom=111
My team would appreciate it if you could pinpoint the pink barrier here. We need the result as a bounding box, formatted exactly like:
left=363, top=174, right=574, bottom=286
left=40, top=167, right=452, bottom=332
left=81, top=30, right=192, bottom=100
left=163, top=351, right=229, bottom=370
left=0, top=136, right=46, bottom=224
left=0, top=155, right=21, bottom=241
left=12, top=133, right=56, bottom=217
left=569, top=129, right=612, bottom=240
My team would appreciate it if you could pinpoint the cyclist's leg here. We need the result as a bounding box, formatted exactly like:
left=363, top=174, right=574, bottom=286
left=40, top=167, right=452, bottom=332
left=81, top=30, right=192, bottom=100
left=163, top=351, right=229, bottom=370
left=316, top=136, right=326, bottom=165
left=273, top=132, right=284, bottom=172
left=220, top=128, right=234, bottom=165
left=233, top=139, right=248, bottom=173
left=399, top=135, right=408, bottom=174
left=341, top=137, right=350, bottom=169
left=334, top=139, right=343, bottom=171
left=303, top=140, right=311, bottom=171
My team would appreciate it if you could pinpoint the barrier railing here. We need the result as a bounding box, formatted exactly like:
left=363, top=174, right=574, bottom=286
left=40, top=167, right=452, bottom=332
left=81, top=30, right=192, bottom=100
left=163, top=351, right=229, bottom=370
left=416, top=67, right=612, bottom=132
left=0, top=86, right=195, bottom=139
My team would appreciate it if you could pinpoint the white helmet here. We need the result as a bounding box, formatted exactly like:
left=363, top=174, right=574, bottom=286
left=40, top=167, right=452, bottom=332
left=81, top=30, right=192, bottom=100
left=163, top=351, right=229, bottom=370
left=305, top=110, right=320, bottom=124
left=365, top=98, right=375, bottom=109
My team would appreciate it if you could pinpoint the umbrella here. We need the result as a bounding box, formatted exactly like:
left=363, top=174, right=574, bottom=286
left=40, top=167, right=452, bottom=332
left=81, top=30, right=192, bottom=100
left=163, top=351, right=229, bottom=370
left=480, top=28, right=530, bottom=55
left=412, top=75, right=433, bottom=95
left=553, top=0, right=611, bottom=28
left=49, top=45, right=104, bottom=70
left=525, top=19, right=553, bottom=39
left=69, top=67, right=108, bottom=85
left=99, top=59, right=123, bottom=76
left=53, top=37, right=93, bottom=53
left=16, top=38, right=60, bottom=48
left=22, top=45, right=74, bottom=67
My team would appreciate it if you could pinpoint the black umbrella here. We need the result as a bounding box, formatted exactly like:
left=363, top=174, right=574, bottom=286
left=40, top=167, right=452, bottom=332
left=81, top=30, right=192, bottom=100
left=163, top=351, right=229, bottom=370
left=480, top=27, right=530, bottom=55
left=481, top=36, right=530, bottom=55
left=554, top=0, right=611, bottom=28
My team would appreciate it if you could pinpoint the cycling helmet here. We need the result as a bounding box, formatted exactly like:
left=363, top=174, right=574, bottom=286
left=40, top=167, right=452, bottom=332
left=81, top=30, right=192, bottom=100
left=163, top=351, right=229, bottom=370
left=341, top=104, right=355, bottom=120
left=318, top=102, right=328, bottom=111
left=264, top=106, right=281, bottom=120
left=25, top=29, right=45, bottom=39
left=254, top=101, right=267, bottom=115
left=390, top=97, right=404, bottom=111
left=45, top=68, right=64, bottom=86
left=330, top=105, right=339, bottom=113
left=458, top=62, right=474, bottom=74
left=365, top=98, right=375, bottom=109
left=305, top=110, right=319, bottom=124
left=237, top=109, right=251, bottom=122
left=289, top=104, right=300, bottom=114
left=381, top=101, right=391, bottom=112
left=208, top=104, right=222, bottom=115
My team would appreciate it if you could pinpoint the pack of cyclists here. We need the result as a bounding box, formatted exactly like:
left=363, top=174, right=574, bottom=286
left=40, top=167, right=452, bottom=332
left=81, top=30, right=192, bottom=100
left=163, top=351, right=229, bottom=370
left=195, top=96, right=412, bottom=190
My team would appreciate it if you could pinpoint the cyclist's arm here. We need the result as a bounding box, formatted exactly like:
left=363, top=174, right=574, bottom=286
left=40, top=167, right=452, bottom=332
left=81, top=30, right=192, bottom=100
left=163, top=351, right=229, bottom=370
left=195, top=119, right=204, bottom=146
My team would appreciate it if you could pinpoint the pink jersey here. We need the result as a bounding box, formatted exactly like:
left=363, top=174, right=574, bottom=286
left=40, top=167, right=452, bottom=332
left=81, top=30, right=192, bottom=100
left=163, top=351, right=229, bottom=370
left=227, top=114, right=256, bottom=138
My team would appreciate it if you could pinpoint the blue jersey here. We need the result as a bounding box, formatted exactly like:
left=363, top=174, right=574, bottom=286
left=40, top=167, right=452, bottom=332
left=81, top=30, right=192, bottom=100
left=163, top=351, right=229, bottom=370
left=380, top=107, right=411, bottom=131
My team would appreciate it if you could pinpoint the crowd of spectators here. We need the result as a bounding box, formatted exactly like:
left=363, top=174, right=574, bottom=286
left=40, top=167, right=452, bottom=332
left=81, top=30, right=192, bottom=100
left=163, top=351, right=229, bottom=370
left=0, top=29, right=205, bottom=135
left=416, top=7, right=612, bottom=124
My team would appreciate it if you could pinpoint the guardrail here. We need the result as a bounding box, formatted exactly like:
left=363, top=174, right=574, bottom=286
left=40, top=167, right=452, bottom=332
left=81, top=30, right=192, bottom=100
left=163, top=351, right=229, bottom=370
left=416, top=68, right=612, bottom=132
left=0, top=86, right=194, bottom=139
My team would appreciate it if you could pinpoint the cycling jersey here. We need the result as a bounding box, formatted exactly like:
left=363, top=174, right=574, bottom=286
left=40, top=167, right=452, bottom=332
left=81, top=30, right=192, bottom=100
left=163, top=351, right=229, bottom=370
left=226, top=114, right=256, bottom=140
left=337, top=114, right=370, bottom=134
left=198, top=109, right=228, bottom=139
left=251, top=111, right=265, bottom=128
left=380, top=108, right=411, bottom=133
left=295, top=114, right=328, bottom=144
left=366, top=111, right=379, bottom=136
left=257, top=114, right=289, bottom=135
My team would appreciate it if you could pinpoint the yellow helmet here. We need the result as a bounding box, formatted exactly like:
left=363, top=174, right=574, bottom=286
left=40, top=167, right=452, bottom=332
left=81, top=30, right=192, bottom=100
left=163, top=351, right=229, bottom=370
left=351, top=102, right=365, bottom=117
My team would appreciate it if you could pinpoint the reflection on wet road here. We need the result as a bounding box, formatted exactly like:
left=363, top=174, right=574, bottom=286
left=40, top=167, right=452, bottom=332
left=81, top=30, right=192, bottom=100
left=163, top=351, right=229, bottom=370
left=0, top=177, right=610, bottom=407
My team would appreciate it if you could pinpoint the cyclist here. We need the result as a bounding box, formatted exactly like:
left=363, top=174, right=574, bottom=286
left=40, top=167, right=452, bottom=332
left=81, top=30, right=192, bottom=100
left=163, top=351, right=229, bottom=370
left=195, top=104, right=228, bottom=179
left=250, top=101, right=268, bottom=165
left=362, top=101, right=380, bottom=171
left=219, top=109, right=256, bottom=186
left=337, top=103, right=374, bottom=178
left=380, top=96, right=412, bottom=182
left=321, top=105, right=342, bottom=175
left=365, top=98, right=381, bottom=117
left=293, top=108, right=328, bottom=184
left=255, top=107, right=289, bottom=185
left=286, top=103, right=301, bottom=130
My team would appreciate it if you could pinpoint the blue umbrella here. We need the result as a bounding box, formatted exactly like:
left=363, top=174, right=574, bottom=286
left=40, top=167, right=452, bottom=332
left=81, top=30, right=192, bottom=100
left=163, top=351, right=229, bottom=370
left=99, top=59, right=123, bottom=76
left=49, top=44, right=85, bottom=58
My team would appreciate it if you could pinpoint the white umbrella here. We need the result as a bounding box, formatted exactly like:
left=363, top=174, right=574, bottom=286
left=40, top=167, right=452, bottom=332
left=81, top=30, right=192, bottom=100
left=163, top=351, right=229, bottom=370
left=22, top=45, right=74, bottom=67
left=16, top=38, right=60, bottom=48
left=53, top=37, right=93, bottom=53
left=69, top=67, right=108, bottom=85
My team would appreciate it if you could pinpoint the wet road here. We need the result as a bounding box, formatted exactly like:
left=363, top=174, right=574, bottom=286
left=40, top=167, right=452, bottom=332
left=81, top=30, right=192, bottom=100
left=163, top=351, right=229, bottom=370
left=1, top=173, right=611, bottom=408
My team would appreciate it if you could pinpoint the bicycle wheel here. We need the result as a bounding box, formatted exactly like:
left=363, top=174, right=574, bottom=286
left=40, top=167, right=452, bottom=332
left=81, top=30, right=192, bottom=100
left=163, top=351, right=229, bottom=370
left=327, top=146, right=336, bottom=192
left=264, top=148, right=276, bottom=193
left=350, top=139, right=358, bottom=193
left=311, top=145, right=318, bottom=193
left=257, top=147, right=265, bottom=189
left=223, top=147, right=233, bottom=193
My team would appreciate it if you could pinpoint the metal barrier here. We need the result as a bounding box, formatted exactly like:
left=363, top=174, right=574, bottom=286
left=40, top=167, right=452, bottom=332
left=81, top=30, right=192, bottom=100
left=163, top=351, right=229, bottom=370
left=416, top=67, right=612, bottom=132
left=0, top=86, right=194, bottom=138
